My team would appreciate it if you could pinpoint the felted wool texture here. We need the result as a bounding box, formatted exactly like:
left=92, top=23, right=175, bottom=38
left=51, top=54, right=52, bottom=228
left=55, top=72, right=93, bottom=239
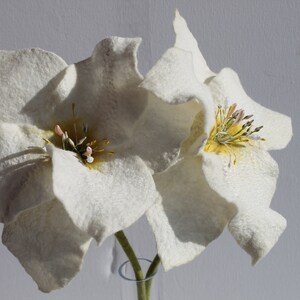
left=47, top=144, right=158, bottom=243
left=0, top=49, right=67, bottom=125
left=129, top=93, right=201, bottom=172
left=0, top=48, right=67, bottom=222
left=142, top=10, right=292, bottom=269
left=0, top=37, right=161, bottom=292
left=208, top=68, right=292, bottom=151
left=3, top=199, right=92, bottom=292
left=173, top=9, right=215, bottom=82
left=147, top=156, right=236, bottom=271
left=140, top=47, right=215, bottom=134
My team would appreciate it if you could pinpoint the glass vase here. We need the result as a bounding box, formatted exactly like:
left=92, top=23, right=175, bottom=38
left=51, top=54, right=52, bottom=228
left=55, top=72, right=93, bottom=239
left=119, top=258, right=159, bottom=300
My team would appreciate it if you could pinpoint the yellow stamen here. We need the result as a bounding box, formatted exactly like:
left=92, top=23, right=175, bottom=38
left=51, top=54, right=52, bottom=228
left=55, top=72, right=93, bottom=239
left=43, top=138, right=52, bottom=144
left=204, top=103, right=264, bottom=166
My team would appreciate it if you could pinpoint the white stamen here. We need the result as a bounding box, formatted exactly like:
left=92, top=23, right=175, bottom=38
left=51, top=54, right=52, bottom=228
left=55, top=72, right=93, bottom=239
left=63, top=131, right=69, bottom=141
left=77, top=137, right=87, bottom=145
left=68, top=138, right=75, bottom=148
left=54, top=125, right=64, bottom=136
left=86, top=156, right=94, bottom=163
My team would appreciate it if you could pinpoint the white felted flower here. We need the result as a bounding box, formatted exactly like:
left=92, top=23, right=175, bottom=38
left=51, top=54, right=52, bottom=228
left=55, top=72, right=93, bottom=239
left=141, top=10, right=292, bottom=271
left=0, top=38, right=160, bottom=292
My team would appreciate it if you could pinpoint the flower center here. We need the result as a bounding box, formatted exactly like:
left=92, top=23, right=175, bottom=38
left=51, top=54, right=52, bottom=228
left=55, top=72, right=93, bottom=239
left=44, top=104, right=113, bottom=165
left=204, top=103, right=264, bottom=166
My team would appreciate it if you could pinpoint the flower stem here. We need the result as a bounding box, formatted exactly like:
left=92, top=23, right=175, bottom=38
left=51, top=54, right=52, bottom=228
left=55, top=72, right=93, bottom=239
left=115, top=231, right=147, bottom=300
left=145, top=254, right=161, bottom=299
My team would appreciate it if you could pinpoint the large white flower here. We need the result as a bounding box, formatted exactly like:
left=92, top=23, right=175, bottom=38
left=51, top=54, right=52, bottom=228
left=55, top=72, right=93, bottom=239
left=0, top=38, right=163, bottom=292
left=141, top=11, right=293, bottom=271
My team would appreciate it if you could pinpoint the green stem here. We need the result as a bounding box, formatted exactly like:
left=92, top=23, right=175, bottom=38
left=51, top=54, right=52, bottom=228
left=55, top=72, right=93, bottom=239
left=115, top=231, right=147, bottom=300
left=145, top=254, right=161, bottom=299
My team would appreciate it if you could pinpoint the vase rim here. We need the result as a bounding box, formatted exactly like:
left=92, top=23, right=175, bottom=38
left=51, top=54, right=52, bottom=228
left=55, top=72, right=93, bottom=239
left=118, top=258, right=158, bottom=282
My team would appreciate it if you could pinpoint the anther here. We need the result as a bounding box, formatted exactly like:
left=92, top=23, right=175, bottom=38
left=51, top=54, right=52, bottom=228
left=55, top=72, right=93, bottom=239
left=67, top=138, right=76, bottom=148
left=77, top=137, right=87, bottom=145
left=54, top=125, right=64, bottom=137
left=83, top=146, right=93, bottom=157
left=86, top=156, right=94, bottom=163
left=254, top=126, right=263, bottom=132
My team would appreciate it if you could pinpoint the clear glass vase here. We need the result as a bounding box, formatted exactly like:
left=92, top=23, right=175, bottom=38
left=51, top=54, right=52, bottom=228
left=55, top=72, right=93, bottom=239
left=119, top=258, right=159, bottom=300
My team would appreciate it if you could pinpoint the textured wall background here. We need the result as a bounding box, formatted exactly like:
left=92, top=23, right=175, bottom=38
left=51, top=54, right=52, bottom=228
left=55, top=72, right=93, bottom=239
left=0, top=0, right=299, bottom=299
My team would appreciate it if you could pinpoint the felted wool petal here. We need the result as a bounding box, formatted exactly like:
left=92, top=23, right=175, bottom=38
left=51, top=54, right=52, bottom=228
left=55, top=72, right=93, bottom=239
left=25, top=37, right=148, bottom=145
left=140, top=47, right=211, bottom=107
left=228, top=207, right=286, bottom=265
left=147, top=156, right=236, bottom=271
left=47, top=145, right=158, bottom=243
left=2, top=159, right=53, bottom=224
left=173, top=10, right=215, bottom=82
left=0, top=48, right=66, bottom=221
left=180, top=106, right=207, bottom=156
left=208, top=68, right=293, bottom=150
left=129, top=94, right=201, bottom=172
left=201, top=145, right=285, bottom=262
left=0, top=122, right=52, bottom=222
left=202, top=145, right=279, bottom=208
left=140, top=47, right=215, bottom=159
left=2, top=199, right=92, bottom=292
left=0, top=48, right=67, bottom=125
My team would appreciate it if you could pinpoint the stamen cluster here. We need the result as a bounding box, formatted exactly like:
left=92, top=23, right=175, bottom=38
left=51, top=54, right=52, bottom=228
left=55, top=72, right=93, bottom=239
left=52, top=104, right=113, bottom=164
left=213, top=103, right=264, bottom=145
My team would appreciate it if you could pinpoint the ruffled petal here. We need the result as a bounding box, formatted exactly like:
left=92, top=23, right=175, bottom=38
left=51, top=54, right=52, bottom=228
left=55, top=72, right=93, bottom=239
left=2, top=199, right=92, bottom=292
left=147, top=157, right=236, bottom=271
left=0, top=122, right=52, bottom=222
left=0, top=49, right=67, bottom=125
left=47, top=145, right=157, bottom=243
left=140, top=48, right=212, bottom=107
left=228, top=207, right=286, bottom=265
left=129, top=94, right=201, bottom=172
left=137, top=12, right=219, bottom=170
left=208, top=68, right=293, bottom=150
left=201, top=144, right=285, bottom=262
left=173, top=10, right=215, bottom=82
left=140, top=47, right=215, bottom=164
left=25, top=37, right=147, bottom=146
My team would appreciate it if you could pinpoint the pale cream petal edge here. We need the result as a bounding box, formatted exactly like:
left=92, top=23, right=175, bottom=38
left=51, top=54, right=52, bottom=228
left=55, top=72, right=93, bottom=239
left=47, top=145, right=158, bottom=243
left=147, top=157, right=235, bottom=270
left=2, top=199, right=92, bottom=292
left=173, top=9, right=215, bottom=82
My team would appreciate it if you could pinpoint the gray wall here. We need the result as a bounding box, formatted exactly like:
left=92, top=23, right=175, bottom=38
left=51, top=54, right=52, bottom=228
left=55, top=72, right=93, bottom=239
left=0, top=1, right=299, bottom=299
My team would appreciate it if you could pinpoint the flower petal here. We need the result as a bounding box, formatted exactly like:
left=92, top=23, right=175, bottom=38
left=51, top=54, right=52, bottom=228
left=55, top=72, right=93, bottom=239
left=0, top=49, right=67, bottom=125
left=180, top=106, right=208, bottom=156
left=140, top=47, right=212, bottom=107
left=47, top=145, right=157, bottom=242
left=202, top=145, right=279, bottom=208
left=0, top=122, right=52, bottom=222
left=173, top=10, right=215, bottom=82
left=35, top=37, right=147, bottom=145
left=129, top=94, right=201, bottom=172
left=2, top=199, right=92, bottom=292
left=201, top=144, right=285, bottom=262
left=140, top=47, right=215, bottom=163
left=208, top=68, right=293, bottom=150
left=147, top=156, right=235, bottom=271
left=228, top=207, right=286, bottom=265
